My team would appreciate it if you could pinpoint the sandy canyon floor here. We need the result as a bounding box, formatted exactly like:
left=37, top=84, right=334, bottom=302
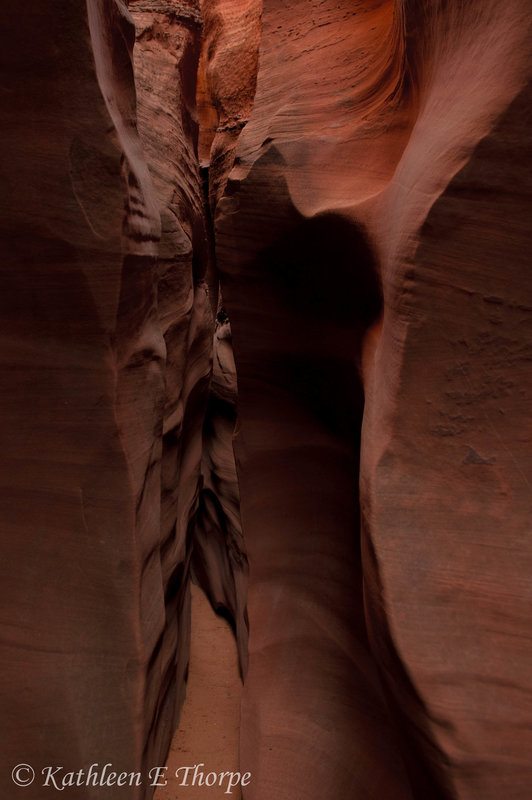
left=155, top=585, right=243, bottom=800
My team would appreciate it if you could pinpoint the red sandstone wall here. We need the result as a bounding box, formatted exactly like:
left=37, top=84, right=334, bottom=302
left=0, top=1, right=531, bottom=799
left=0, top=1, right=212, bottom=797
left=210, top=1, right=532, bottom=798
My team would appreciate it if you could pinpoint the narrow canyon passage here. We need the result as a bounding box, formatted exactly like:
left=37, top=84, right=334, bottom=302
left=0, top=2, right=530, bottom=800
left=215, top=193, right=412, bottom=798
left=154, top=584, right=243, bottom=800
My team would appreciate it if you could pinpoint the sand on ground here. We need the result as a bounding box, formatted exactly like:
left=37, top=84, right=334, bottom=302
left=155, top=584, right=243, bottom=800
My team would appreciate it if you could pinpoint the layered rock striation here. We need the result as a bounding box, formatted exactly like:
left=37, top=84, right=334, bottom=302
left=211, top=1, right=532, bottom=799
left=0, top=2, right=167, bottom=796
left=0, top=1, right=531, bottom=800
left=0, top=1, right=244, bottom=797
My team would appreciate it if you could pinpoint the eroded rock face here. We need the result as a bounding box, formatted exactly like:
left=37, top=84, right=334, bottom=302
left=1, top=1, right=531, bottom=800
left=0, top=1, right=168, bottom=796
left=128, top=0, right=213, bottom=771
left=210, top=1, right=532, bottom=799
left=192, top=310, right=249, bottom=678
left=0, top=1, right=248, bottom=796
left=0, top=1, right=227, bottom=797
left=197, top=0, right=262, bottom=205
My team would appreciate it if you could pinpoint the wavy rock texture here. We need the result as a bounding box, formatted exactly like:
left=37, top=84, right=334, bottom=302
left=211, top=1, right=532, bottom=799
left=0, top=1, right=230, bottom=797
left=0, top=1, right=163, bottom=796
left=128, top=0, right=213, bottom=774
left=1, top=2, right=531, bottom=800
left=192, top=311, right=249, bottom=677
left=129, top=0, right=249, bottom=684
left=198, top=0, right=262, bottom=205
left=0, top=1, right=248, bottom=796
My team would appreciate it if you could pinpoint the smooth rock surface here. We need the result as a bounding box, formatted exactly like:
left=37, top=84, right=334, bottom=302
left=210, top=1, right=532, bottom=798
left=0, top=1, right=225, bottom=797
left=0, top=2, right=166, bottom=797
left=1, top=2, right=531, bottom=800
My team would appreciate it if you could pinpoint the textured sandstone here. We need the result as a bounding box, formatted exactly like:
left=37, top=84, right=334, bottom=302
left=198, top=0, right=262, bottom=205
left=1, top=1, right=531, bottom=800
left=129, top=0, right=249, bottom=690
left=211, top=1, right=532, bottom=799
left=192, top=311, right=249, bottom=677
left=0, top=1, right=217, bottom=797
left=0, top=1, right=248, bottom=796
left=129, top=0, right=214, bottom=765
left=0, top=2, right=166, bottom=796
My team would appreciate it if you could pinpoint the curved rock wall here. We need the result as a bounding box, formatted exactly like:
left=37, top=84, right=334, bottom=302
left=128, top=0, right=213, bottom=772
left=1, top=1, right=531, bottom=799
left=0, top=1, right=168, bottom=797
left=210, top=1, right=532, bottom=799
left=0, top=1, right=235, bottom=797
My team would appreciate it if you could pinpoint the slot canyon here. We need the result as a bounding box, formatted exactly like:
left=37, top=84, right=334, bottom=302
left=0, top=1, right=531, bottom=799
